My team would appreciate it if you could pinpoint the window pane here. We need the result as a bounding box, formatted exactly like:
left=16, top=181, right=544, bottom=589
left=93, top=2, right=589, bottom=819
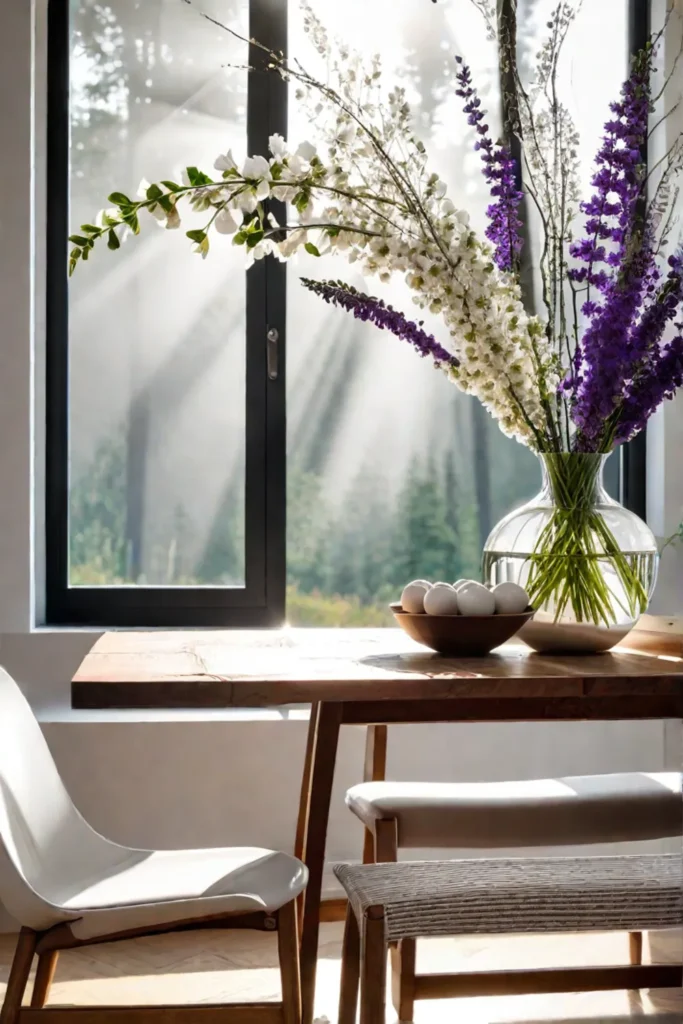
left=286, top=0, right=627, bottom=625
left=68, top=0, right=248, bottom=586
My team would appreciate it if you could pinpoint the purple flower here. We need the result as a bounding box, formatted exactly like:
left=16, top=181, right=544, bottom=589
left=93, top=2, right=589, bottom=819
left=300, top=277, right=459, bottom=369
left=568, top=48, right=653, bottom=302
left=564, top=46, right=673, bottom=449
left=614, top=257, right=683, bottom=443
left=455, top=57, right=523, bottom=273
left=616, top=333, right=683, bottom=444
left=572, top=252, right=683, bottom=450
left=571, top=234, right=659, bottom=447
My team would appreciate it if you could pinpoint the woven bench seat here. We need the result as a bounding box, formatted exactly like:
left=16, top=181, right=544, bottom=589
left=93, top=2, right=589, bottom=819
left=334, top=855, right=683, bottom=1022
left=335, top=854, right=682, bottom=942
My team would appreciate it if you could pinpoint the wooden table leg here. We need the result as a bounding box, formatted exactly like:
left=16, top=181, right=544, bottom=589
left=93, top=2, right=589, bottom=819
left=295, top=702, right=321, bottom=932
left=299, top=701, right=342, bottom=1024
left=362, top=725, right=387, bottom=864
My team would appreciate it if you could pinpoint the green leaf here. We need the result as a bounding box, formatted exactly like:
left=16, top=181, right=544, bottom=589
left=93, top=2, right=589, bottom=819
left=122, top=211, right=140, bottom=234
left=108, top=191, right=132, bottom=207
left=156, top=194, right=173, bottom=213
left=161, top=180, right=182, bottom=192
left=185, top=166, right=213, bottom=187
left=232, top=231, right=247, bottom=246
left=304, top=242, right=321, bottom=257
left=146, top=183, right=163, bottom=201
left=103, top=214, right=119, bottom=227
left=68, top=235, right=89, bottom=246
left=107, top=229, right=120, bottom=250
left=293, top=191, right=309, bottom=213
left=186, top=228, right=207, bottom=243
left=81, top=246, right=90, bottom=261
left=80, top=224, right=100, bottom=235
left=246, top=229, right=264, bottom=249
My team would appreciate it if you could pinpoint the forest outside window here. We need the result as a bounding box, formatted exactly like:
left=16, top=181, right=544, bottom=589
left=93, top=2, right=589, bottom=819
left=46, top=0, right=643, bottom=628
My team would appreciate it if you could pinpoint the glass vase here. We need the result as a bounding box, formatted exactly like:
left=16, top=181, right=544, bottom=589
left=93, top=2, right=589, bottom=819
left=483, top=453, right=658, bottom=653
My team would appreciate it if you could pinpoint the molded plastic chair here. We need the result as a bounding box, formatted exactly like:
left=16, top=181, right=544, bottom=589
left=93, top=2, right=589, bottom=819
left=0, top=667, right=307, bottom=1024
left=346, top=725, right=682, bottom=1021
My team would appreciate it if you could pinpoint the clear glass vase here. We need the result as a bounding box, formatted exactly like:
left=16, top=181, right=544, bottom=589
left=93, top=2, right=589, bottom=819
left=483, top=453, right=658, bottom=653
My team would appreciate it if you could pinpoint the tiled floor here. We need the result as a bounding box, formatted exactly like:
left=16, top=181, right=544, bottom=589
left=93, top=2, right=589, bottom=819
left=0, top=926, right=680, bottom=1022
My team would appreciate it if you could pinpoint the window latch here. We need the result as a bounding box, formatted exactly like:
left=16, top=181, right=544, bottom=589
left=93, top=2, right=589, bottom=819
left=266, top=327, right=279, bottom=381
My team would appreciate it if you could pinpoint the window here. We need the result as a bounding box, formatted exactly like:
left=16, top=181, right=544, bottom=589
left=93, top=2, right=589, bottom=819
left=46, top=0, right=646, bottom=627
left=47, top=0, right=286, bottom=625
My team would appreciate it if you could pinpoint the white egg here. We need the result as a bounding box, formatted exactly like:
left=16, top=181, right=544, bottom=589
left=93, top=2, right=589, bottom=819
left=423, top=584, right=460, bottom=616
left=454, top=578, right=479, bottom=591
left=400, top=582, right=429, bottom=614
left=431, top=581, right=454, bottom=590
left=408, top=579, right=433, bottom=589
left=457, top=582, right=496, bottom=616
left=452, top=578, right=469, bottom=590
left=493, top=582, right=530, bottom=614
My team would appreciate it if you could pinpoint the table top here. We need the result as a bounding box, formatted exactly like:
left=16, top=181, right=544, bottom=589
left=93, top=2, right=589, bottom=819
left=71, top=628, right=683, bottom=710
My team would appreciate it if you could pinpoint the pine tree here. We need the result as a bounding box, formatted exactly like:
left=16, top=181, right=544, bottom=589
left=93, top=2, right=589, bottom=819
left=287, top=464, right=330, bottom=595
left=392, top=457, right=460, bottom=584
left=325, top=467, right=395, bottom=602
left=444, top=451, right=480, bottom=579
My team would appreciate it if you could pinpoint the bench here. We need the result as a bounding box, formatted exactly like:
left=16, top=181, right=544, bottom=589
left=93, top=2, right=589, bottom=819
left=334, top=854, right=683, bottom=1023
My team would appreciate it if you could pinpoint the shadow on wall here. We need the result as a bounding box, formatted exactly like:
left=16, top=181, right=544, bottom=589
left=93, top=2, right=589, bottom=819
left=0, top=633, right=100, bottom=709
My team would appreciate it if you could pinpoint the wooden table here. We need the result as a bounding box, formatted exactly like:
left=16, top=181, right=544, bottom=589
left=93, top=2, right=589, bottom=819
left=72, top=628, right=683, bottom=1024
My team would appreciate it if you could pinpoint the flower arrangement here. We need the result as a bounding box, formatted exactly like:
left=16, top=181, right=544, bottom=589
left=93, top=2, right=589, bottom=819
left=70, top=0, right=683, bottom=632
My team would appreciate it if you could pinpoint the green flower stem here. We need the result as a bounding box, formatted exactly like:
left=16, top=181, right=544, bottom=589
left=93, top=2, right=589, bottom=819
left=525, top=454, right=649, bottom=626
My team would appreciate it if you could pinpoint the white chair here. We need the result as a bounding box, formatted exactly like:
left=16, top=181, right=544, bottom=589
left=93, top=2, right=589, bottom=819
left=346, top=726, right=682, bottom=1021
left=0, top=667, right=307, bottom=1024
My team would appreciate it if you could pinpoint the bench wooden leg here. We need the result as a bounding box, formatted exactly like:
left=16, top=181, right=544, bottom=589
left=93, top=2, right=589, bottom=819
left=362, top=726, right=388, bottom=865
left=391, top=938, right=416, bottom=1022
left=0, top=928, right=36, bottom=1024
left=629, top=931, right=643, bottom=965
left=373, top=818, right=398, bottom=865
left=338, top=906, right=361, bottom=1024
left=31, top=951, right=59, bottom=1008
left=360, top=909, right=387, bottom=1024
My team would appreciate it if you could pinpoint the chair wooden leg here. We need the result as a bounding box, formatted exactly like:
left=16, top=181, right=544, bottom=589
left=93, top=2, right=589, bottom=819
left=1, top=928, right=37, bottom=1024
left=360, top=909, right=387, bottom=1024
left=391, top=938, right=416, bottom=1023
left=30, top=950, right=59, bottom=1008
left=362, top=726, right=388, bottom=864
left=338, top=905, right=361, bottom=1024
left=278, top=901, right=302, bottom=1024
left=629, top=931, right=643, bottom=965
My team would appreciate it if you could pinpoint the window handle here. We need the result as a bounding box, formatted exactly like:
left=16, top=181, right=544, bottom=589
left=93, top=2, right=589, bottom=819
left=267, top=327, right=279, bottom=380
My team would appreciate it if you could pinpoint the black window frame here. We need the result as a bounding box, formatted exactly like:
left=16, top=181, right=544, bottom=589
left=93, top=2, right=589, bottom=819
left=45, top=0, right=648, bottom=628
left=45, top=0, right=288, bottom=627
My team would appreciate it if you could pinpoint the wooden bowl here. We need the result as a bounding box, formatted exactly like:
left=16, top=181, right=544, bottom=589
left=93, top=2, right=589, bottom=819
left=390, top=603, right=535, bottom=656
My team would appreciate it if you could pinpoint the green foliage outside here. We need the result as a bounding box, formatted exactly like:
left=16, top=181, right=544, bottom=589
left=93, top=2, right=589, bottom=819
left=70, top=435, right=488, bottom=624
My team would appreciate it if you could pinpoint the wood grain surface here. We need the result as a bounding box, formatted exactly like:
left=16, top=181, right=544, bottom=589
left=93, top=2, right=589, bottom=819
left=72, top=629, right=683, bottom=711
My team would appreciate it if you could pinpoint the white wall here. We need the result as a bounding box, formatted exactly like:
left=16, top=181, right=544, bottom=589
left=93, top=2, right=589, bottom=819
left=0, top=0, right=679, bottom=937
